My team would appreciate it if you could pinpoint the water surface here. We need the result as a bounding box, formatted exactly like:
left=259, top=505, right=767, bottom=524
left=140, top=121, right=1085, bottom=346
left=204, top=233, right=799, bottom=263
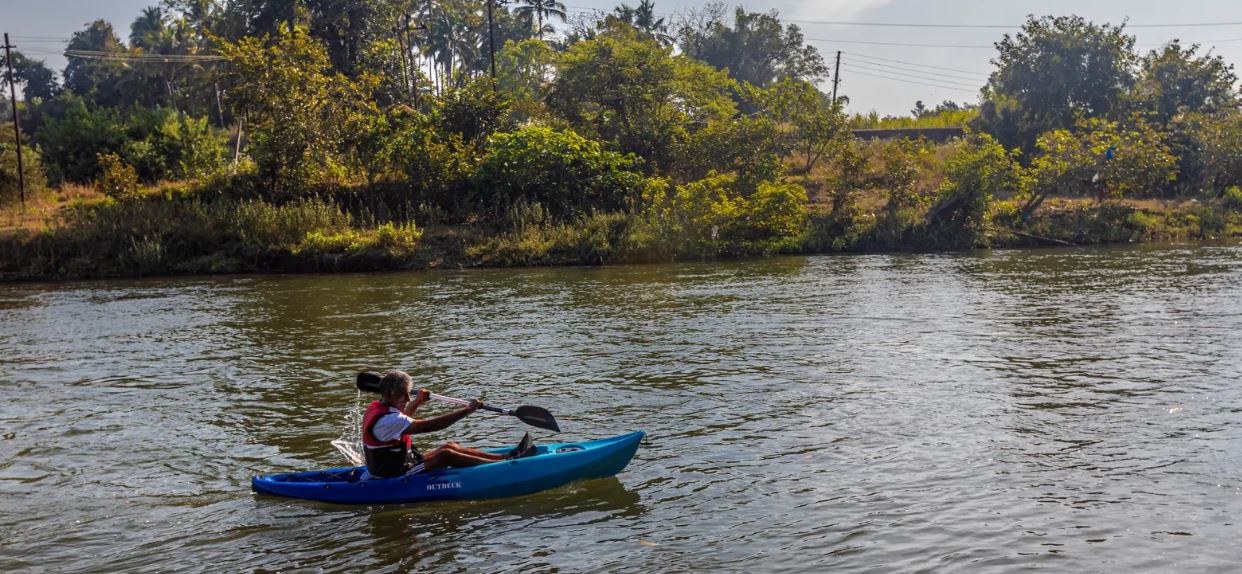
left=1, top=243, right=1240, bottom=572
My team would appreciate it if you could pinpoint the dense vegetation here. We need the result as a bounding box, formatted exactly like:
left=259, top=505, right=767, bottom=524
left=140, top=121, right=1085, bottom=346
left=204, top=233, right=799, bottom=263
left=1, top=3, right=1240, bottom=279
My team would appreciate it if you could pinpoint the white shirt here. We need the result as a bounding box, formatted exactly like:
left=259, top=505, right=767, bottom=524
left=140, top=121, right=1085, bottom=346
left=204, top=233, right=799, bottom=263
left=367, top=406, right=415, bottom=447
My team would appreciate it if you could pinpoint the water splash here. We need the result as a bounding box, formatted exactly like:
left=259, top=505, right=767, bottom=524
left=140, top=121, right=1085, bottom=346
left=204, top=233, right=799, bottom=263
left=331, top=390, right=365, bottom=466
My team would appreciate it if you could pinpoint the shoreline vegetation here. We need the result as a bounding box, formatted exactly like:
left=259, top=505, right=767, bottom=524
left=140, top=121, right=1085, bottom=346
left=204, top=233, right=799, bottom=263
left=3, top=6, right=1242, bottom=280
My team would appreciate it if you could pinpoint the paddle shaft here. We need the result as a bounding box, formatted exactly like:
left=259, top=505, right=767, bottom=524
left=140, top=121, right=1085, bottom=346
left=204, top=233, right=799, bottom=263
left=428, top=393, right=508, bottom=415
left=354, top=371, right=560, bottom=432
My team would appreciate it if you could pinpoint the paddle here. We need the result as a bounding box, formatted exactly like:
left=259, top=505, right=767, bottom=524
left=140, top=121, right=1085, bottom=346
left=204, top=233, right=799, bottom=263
left=354, top=372, right=561, bottom=432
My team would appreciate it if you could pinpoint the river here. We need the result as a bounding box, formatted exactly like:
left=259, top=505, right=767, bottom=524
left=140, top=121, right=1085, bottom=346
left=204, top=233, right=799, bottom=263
left=1, top=243, right=1240, bottom=573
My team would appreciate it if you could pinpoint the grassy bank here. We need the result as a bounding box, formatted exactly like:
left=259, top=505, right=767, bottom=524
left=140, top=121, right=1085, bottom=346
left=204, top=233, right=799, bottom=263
left=1, top=184, right=1238, bottom=281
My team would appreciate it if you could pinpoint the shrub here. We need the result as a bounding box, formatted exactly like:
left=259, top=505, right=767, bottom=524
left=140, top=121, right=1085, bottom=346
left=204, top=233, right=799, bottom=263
left=96, top=153, right=140, bottom=199
left=476, top=127, right=643, bottom=221
left=932, top=133, right=1024, bottom=243
left=1223, top=186, right=1242, bottom=211
left=738, top=180, right=809, bottom=238
left=0, top=125, right=48, bottom=206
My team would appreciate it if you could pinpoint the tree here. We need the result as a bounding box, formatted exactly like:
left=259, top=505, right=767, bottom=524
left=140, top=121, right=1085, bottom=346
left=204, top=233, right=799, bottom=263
left=760, top=78, right=850, bottom=172
left=63, top=20, right=133, bottom=108
left=514, top=0, right=566, bottom=40
left=1, top=52, right=60, bottom=102
left=1134, top=41, right=1238, bottom=125
left=496, top=38, right=556, bottom=118
left=220, top=26, right=373, bottom=193
left=1024, top=117, right=1176, bottom=214
left=548, top=25, right=737, bottom=172
left=613, top=0, right=672, bottom=46
left=678, top=7, right=827, bottom=88
left=982, top=15, right=1137, bottom=151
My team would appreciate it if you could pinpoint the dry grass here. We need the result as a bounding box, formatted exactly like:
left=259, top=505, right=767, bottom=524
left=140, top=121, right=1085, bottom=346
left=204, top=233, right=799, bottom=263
left=0, top=183, right=105, bottom=236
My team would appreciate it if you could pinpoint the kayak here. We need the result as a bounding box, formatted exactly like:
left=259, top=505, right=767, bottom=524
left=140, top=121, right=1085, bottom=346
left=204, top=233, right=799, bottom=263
left=251, top=431, right=644, bottom=505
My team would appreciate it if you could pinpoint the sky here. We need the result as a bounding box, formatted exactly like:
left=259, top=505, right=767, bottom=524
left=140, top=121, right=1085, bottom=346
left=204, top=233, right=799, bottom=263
left=9, top=0, right=1242, bottom=116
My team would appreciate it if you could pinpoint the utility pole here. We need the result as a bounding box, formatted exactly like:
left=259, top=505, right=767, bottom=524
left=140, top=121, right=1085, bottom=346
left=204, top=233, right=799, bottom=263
left=3, top=33, right=25, bottom=207
left=486, top=0, right=498, bottom=81
left=831, top=50, right=842, bottom=104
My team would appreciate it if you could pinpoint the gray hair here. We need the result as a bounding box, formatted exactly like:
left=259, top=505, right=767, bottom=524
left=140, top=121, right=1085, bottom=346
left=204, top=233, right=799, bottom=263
left=379, top=371, right=413, bottom=401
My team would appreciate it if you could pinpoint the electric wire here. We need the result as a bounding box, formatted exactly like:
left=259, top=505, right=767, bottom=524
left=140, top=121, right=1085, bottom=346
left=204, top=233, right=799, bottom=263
left=838, top=67, right=980, bottom=95
left=840, top=63, right=981, bottom=89
left=841, top=51, right=991, bottom=77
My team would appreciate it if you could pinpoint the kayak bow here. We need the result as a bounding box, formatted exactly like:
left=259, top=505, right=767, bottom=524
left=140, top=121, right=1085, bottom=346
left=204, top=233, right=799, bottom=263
left=252, top=431, right=644, bottom=505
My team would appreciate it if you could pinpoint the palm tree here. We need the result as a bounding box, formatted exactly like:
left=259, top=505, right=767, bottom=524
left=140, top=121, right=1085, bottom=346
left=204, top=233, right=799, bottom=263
left=130, top=6, right=166, bottom=50
left=514, top=0, right=566, bottom=40
left=614, top=0, right=671, bottom=45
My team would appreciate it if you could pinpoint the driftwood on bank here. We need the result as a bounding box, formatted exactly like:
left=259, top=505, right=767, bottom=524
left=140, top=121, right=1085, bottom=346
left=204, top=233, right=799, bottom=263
left=1010, top=230, right=1077, bottom=246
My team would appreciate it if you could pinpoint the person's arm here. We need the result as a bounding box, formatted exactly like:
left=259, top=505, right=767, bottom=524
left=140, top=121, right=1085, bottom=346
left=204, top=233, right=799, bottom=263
left=400, top=388, right=431, bottom=418
left=404, top=399, right=482, bottom=434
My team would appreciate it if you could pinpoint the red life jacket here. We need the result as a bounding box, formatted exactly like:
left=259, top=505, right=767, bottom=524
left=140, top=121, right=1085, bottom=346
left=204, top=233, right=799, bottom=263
left=362, top=400, right=412, bottom=449
left=361, top=400, right=419, bottom=477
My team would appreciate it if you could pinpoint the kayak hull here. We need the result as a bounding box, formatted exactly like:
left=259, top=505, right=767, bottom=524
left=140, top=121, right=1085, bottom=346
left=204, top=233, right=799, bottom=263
left=251, top=431, right=644, bottom=505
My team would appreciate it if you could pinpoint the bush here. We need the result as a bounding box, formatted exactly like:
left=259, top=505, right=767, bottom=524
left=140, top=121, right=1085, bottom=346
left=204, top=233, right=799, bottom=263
left=1224, top=186, right=1242, bottom=211
left=96, top=153, right=140, bottom=199
left=0, top=124, right=48, bottom=206
left=932, top=133, right=1024, bottom=243
left=738, top=180, right=809, bottom=238
left=476, top=127, right=643, bottom=221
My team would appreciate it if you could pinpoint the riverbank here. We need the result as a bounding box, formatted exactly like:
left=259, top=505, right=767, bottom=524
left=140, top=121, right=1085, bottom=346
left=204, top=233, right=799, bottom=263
left=1, top=186, right=1238, bottom=281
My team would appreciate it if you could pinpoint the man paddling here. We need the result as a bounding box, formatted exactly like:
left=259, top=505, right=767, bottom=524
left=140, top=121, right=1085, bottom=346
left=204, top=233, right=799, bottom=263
left=363, top=371, right=533, bottom=478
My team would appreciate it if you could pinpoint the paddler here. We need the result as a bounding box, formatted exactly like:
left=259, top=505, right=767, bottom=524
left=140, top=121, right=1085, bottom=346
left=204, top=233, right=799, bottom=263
left=362, top=371, right=534, bottom=478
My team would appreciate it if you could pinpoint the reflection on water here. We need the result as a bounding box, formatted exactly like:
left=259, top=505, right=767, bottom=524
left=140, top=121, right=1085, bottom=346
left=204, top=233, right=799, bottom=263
left=1, top=243, right=1241, bottom=572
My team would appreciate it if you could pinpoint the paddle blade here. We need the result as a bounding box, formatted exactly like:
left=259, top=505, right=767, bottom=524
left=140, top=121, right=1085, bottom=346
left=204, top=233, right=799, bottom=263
left=356, top=372, right=382, bottom=393
left=513, top=405, right=560, bottom=432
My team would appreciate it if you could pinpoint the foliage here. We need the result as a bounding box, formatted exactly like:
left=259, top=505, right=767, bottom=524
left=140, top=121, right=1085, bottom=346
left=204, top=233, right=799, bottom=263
left=932, top=133, right=1024, bottom=241
left=549, top=25, right=737, bottom=171
left=1134, top=41, right=1238, bottom=125
left=612, top=1, right=674, bottom=46
left=296, top=222, right=422, bottom=257
left=678, top=6, right=828, bottom=88
left=0, top=124, right=48, bottom=206
left=95, top=153, right=141, bottom=200
left=675, top=114, right=784, bottom=194
left=33, top=98, right=224, bottom=185
left=853, top=108, right=979, bottom=130
left=1173, top=112, right=1242, bottom=196
left=434, top=77, right=514, bottom=145
left=640, top=171, right=808, bottom=247
left=761, top=79, right=851, bottom=172
left=476, top=126, right=643, bottom=221
left=63, top=20, right=133, bottom=108
left=1025, top=118, right=1177, bottom=214
left=741, top=180, right=809, bottom=238
left=981, top=15, right=1137, bottom=151
left=3, top=51, right=60, bottom=102
left=34, top=97, right=127, bottom=183
left=496, top=39, right=557, bottom=119
left=220, top=25, right=373, bottom=195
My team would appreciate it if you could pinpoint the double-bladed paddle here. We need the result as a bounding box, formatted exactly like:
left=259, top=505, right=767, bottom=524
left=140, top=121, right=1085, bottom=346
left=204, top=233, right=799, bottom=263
left=354, top=372, right=561, bottom=432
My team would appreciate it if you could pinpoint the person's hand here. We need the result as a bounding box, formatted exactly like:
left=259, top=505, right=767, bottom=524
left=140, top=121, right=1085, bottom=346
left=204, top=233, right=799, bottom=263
left=414, top=388, right=430, bottom=404
left=467, top=399, right=483, bottom=413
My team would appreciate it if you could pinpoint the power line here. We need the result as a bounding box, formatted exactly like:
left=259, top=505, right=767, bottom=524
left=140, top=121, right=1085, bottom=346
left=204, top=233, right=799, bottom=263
left=840, top=67, right=980, bottom=95
left=842, top=57, right=988, bottom=83
left=842, top=52, right=990, bottom=77
left=64, top=50, right=224, bottom=62
left=807, top=37, right=994, bottom=50
left=841, top=62, right=981, bottom=88
left=840, top=64, right=980, bottom=91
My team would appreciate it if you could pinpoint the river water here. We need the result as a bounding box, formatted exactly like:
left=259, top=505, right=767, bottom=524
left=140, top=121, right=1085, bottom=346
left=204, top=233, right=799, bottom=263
left=1, top=243, right=1240, bottom=573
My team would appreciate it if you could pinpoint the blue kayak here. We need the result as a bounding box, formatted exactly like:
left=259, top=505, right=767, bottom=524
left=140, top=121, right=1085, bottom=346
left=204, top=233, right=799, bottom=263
left=251, top=431, right=644, bottom=505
